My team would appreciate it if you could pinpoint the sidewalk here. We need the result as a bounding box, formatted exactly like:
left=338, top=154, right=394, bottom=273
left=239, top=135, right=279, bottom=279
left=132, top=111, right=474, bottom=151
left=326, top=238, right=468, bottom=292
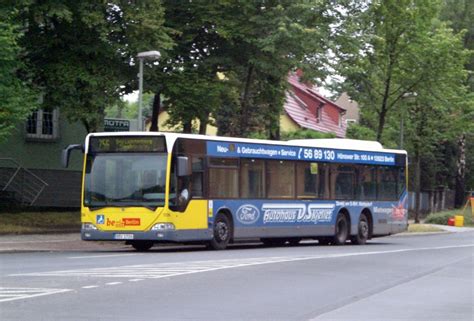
left=428, top=224, right=474, bottom=233
left=0, top=233, right=128, bottom=253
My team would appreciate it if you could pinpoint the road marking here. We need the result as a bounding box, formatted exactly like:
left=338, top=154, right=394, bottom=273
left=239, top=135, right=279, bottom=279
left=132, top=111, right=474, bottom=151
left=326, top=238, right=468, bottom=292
left=81, top=285, right=99, bottom=289
left=106, top=282, right=122, bottom=286
left=0, top=287, right=71, bottom=303
left=68, top=253, right=141, bottom=259
left=11, top=244, right=474, bottom=281
left=129, top=279, right=144, bottom=282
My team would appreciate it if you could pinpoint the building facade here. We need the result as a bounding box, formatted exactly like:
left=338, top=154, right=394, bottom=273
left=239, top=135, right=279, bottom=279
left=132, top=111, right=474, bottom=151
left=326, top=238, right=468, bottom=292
left=0, top=109, right=87, bottom=208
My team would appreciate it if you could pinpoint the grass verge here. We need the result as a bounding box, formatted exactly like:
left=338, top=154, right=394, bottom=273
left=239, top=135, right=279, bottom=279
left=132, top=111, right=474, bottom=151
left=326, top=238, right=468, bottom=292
left=0, top=211, right=80, bottom=234
left=407, top=224, right=444, bottom=233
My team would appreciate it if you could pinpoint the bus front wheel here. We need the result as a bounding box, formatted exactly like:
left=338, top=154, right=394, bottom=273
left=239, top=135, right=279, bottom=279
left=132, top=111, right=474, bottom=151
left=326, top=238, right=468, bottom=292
left=333, top=213, right=349, bottom=245
left=208, top=214, right=232, bottom=250
left=351, top=213, right=369, bottom=245
left=131, top=241, right=154, bottom=252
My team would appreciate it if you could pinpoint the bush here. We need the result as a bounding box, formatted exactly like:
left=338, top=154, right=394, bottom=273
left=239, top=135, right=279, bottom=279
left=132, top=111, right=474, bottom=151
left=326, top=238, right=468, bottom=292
left=425, top=212, right=454, bottom=225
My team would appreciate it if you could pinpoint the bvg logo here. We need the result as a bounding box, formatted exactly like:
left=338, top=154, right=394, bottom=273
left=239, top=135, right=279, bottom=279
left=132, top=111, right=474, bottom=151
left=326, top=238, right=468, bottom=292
left=236, top=204, right=260, bottom=224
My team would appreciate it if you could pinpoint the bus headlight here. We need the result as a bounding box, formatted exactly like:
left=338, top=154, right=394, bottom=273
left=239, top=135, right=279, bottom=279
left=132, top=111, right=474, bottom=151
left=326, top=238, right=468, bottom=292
left=151, top=223, right=175, bottom=231
left=82, top=223, right=98, bottom=230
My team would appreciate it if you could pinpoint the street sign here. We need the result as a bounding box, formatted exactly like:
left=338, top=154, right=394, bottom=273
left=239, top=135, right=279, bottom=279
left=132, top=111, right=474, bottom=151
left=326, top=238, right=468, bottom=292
left=104, top=119, right=130, bottom=132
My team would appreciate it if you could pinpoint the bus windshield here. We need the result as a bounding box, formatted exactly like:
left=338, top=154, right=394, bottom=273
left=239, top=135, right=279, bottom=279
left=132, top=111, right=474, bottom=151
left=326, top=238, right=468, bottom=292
left=84, top=153, right=168, bottom=209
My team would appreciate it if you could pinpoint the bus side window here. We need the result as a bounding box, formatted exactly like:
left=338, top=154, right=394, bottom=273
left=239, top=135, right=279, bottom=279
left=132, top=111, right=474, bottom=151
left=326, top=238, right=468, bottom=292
left=357, top=165, right=377, bottom=200
left=241, top=159, right=265, bottom=198
left=296, top=162, right=317, bottom=198
left=333, top=165, right=355, bottom=200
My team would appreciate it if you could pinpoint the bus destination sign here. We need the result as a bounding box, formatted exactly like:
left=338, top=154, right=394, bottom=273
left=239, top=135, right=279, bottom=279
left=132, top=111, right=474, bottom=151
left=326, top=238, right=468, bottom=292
left=207, top=141, right=397, bottom=166
left=90, top=136, right=166, bottom=153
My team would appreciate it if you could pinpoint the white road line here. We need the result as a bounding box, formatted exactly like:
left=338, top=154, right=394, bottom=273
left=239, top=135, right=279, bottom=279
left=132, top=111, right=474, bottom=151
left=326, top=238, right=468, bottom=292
left=0, top=288, right=71, bottom=303
left=81, top=285, right=99, bottom=289
left=106, top=282, right=122, bottom=286
left=68, top=253, right=141, bottom=259
left=129, top=279, right=144, bottom=282
left=10, top=244, right=474, bottom=281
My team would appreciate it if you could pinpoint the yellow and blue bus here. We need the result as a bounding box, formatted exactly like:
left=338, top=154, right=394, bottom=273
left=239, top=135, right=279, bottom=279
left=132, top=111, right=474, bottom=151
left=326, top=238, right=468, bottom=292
left=63, top=132, right=408, bottom=251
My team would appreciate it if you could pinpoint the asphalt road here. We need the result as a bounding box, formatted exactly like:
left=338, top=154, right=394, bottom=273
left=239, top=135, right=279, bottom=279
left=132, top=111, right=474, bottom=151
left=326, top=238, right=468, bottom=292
left=0, top=232, right=473, bottom=321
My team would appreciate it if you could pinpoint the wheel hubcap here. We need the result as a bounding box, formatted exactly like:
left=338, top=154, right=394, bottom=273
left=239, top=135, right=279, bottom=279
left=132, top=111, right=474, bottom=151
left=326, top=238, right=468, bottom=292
left=360, top=221, right=369, bottom=238
left=216, top=222, right=228, bottom=241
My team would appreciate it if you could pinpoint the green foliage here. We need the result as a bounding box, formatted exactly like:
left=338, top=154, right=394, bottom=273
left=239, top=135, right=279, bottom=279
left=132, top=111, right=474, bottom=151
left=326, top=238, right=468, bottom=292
left=281, top=129, right=335, bottom=140
left=345, top=124, right=377, bottom=141
left=424, top=211, right=453, bottom=225
left=0, top=9, right=36, bottom=142
left=10, top=0, right=173, bottom=132
left=105, top=93, right=154, bottom=120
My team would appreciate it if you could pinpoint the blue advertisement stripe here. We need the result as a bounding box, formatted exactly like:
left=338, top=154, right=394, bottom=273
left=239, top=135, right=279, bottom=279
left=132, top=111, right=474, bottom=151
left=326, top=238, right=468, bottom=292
left=206, top=141, right=397, bottom=166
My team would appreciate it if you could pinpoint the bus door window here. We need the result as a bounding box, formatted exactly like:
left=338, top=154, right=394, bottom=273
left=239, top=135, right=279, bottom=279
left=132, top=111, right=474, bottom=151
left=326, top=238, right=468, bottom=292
left=266, top=160, right=295, bottom=198
left=191, top=156, right=205, bottom=198
left=241, top=159, right=265, bottom=198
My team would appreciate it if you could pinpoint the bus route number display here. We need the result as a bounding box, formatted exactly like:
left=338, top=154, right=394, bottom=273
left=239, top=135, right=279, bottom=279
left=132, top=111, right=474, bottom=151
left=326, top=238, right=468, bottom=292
left=89, top=136, right=166, bottom=153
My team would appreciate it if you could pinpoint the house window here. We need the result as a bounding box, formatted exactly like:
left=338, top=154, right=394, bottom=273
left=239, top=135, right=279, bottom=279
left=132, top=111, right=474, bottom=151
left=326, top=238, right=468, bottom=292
left=26, top=109, right=59, bottom=140
left=317, top=103, right=324, bottom=122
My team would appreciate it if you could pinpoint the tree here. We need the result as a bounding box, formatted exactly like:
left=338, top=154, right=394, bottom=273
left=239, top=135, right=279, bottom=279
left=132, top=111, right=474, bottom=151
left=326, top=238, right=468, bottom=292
left=10, top=1, right=173, bottom=132
left=0, top=8, right=36, bottom=142
left=439, top=0, right=474, bottom=206
left=337, top=0, right=471, bottom=219
left=337, top=0, right=450, bottom=142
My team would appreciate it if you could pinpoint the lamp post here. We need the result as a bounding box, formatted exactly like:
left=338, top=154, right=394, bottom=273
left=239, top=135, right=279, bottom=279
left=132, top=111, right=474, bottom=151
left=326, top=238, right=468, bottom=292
left=400, top=92, right=417, bottom=149
left=137, top=50, right=161, bottom=131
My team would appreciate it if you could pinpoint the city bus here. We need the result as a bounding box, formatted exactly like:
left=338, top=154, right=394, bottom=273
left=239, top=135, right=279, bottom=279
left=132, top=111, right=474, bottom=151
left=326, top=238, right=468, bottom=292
left=63, top=132, right=408, bottom=251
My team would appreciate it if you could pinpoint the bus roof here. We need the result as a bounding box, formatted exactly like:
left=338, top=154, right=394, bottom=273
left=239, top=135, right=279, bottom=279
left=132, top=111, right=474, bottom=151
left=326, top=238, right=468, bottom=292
left=86, top=132, right=407, bottom=155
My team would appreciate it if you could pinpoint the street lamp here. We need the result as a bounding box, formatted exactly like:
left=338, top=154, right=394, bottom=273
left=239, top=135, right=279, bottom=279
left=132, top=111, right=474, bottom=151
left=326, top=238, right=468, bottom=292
left=137, top=50, right=161, bottom=131
left=400, top=92, right=417, bottom=149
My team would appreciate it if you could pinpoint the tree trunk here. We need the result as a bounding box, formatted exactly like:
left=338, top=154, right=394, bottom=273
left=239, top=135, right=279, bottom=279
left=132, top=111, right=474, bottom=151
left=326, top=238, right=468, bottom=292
left=149, top=92, right=161, bottom=132
left=240, top=64, right=254, bottom=137
left=199, top=114, right=208, bottom=135
left=414, top=149, right=421, bottom=223
left=455, top=134, right=466, bottom=207
left=182, top=120, right=192, bottom=133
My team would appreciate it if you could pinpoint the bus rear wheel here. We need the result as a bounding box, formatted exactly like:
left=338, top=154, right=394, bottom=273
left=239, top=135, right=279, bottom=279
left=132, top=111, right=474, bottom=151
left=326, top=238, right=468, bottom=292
left=208, top=214, right=232, bottom=250
left=351, top=213, right=369, bottom=245
left=131, top=241, right=154, bottom=252
left=333, top=213, right=349, bottom=245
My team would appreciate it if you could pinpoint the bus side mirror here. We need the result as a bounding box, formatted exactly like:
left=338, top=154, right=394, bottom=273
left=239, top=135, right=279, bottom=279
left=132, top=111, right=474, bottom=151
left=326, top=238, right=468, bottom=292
left=62, top=144, right=84, bottom=168
left=177, top=156, right=191, bottom=177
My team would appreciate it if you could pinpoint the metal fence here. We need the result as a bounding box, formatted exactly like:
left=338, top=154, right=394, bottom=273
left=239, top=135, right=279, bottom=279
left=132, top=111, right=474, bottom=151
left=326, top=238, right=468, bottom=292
left=408, top=189, right=455, bottom=216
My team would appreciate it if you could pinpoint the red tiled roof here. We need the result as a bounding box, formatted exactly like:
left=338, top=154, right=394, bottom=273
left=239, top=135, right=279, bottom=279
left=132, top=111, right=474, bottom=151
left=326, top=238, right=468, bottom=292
left=284, top=73, right=347, bottom=138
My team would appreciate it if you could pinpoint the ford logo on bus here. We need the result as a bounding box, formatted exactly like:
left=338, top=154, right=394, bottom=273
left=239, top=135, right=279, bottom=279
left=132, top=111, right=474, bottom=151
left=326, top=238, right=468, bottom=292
left=236, top=204, right=260, bottom=224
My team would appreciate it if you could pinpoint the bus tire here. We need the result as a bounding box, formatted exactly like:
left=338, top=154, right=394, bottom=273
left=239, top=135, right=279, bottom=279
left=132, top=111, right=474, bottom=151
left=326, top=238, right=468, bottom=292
left=208, top=213, right=231, bottom=250
left=351, top=213, right=369, bottom=245
left=333, top=213, right=349, bottom=245
left=131, top=241, right=154, bottom=252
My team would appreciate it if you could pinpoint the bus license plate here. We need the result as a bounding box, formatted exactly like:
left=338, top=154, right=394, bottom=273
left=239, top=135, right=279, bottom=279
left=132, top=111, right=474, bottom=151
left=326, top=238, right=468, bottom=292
left=114, top=234, right=134, bottom=240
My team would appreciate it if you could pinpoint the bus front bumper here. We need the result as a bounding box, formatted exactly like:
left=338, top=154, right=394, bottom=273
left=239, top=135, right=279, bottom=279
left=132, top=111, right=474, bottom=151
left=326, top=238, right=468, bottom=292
left=81, top=229, right=212, bottom=242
